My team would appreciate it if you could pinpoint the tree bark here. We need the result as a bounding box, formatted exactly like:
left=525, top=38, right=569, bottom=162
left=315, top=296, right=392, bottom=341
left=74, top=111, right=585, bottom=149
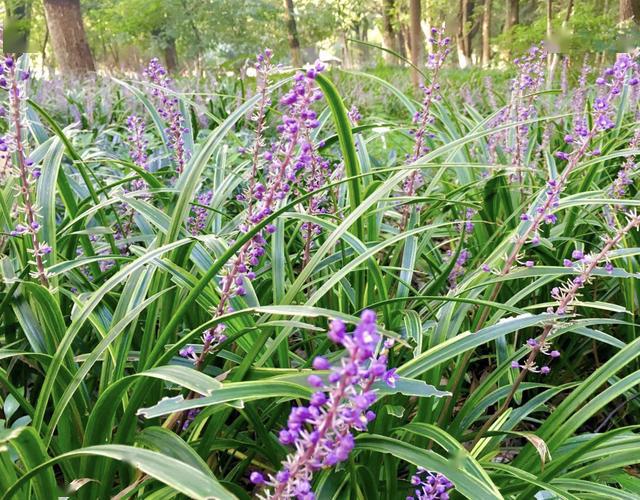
left=457, top=0, right=476, bottom=67
left=546, top=0, right=553, bottom=69
left=42, top=0, right=94, bottom=74
left=398, top=24, right=408, bottom=58
left=504, top=0, right=519, bottom=32
left=382, top=0, right=399, bottom=63
left=620, top=0, right=640, bottom=23
left=164, top=38, right=178, bottom=73
left=409, top=0, right=423, bottom=88
left=481, top=0, right=491, bottom=67
left=284, top=0, right=302, bottom=67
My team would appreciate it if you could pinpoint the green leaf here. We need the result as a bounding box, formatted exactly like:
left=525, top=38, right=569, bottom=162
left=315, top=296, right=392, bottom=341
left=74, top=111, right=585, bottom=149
left=1, top=444, right=234, bottom=500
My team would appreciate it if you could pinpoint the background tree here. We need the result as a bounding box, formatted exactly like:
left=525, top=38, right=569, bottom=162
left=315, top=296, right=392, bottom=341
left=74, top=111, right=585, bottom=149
left=4, top=0, right=33, bottom=53
left=19, top=0, right=628, bottom=77
left=409, top=0, right=422, bottom=87
left=284, top=0, right=302, bottom=66
left=457, top=0, right=476, bottom=67
left=42, top=0, right=94, bottom=74
left=505, top=0, right=518, bottom=31
left=381, top=0, right=399, bottom=63
left=620, top=0, right=640, bottom=23
left=481, top=0, right=491, bottom=66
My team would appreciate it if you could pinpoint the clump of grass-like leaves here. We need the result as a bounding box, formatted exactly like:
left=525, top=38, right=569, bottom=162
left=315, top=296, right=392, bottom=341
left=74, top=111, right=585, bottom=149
left=1, top=39, right=640, bottom=500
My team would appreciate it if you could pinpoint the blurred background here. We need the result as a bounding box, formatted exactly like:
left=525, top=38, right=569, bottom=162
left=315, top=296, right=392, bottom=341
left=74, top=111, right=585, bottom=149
left=2, top=0, right=640, bottom=78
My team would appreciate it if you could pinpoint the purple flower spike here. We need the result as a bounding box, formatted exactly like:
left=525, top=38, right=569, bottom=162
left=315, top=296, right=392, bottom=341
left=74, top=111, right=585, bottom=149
left=401, top=25, right=451, bottom=228
left=0, top=54, right=50, bottom=286
left=252, top=310, right=397, bottom=498
left=126, top=115, right=149, bottom=172
left=409, top=469, right=454, bottom=499
left=144, top=58, right=190, bottom=174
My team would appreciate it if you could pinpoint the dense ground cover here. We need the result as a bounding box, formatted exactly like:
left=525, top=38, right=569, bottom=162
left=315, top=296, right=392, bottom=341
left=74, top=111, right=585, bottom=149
left=1, top=36, right=640, bottom=499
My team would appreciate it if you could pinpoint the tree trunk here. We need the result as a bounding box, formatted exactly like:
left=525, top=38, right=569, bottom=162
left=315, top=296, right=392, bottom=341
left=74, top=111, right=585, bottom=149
left=164, top=38, right=178, bottom=73
left=42, top=25, right=49, bottom=66
left=42, top=0, right=94, bottom=74
left=457, top=0, right=476, bottom=67
left=457, top=0, right=467, bottom=67
left=398, top=25, right=408, bottom=58
left=548, top=0, right=573, bottom=89
left=546, top=0, right=553, bottom=69
left=284, top=0, right=302, bottom=67
left=409, top=0, right=423, bottom=88
left=382, top=0, right=398, bottom=63
left=481, top=0, right=491, bottom=67
left=620, top=0, right=640, bottom=23
left=504, top=0, right=519, bottom=32
left=4, top=0, right=33, bottom=53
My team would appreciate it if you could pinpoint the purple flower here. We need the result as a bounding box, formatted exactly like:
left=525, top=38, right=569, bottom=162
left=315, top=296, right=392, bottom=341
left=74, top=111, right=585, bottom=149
left=407, top=469, right=454, bottom=500
left=312, top=356, right=330, bottom=370
left=401, top=26, right=451, bottom=227
left=187, top=190, right=213, bottom=235
left=448, top=249, right=471, bottom=288
left=191, top=53, right=330, bottom=369
left=253, top=310, right=396, bottom=498
left=144, top=58, right=190, bottom=174
left=125, top=115, right=149, bottom=171
left=0, top=54, right=50, bottom=286
left=384, top=368, right=398, bottom=388
left=609, top=129, right=640, bottom=199
left=348, top=105, right=362, bottom=125
left=512, top=211, right=640, bottom=375
left=250, top=472, right=265, bottom=485
left=571, top=250, right=584, bottom=260
left=181, top=408, right=201, bottom=430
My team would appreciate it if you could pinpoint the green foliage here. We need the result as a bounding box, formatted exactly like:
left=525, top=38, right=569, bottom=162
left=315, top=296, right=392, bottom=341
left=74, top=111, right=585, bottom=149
left=2, top=44, right=640, bottom=498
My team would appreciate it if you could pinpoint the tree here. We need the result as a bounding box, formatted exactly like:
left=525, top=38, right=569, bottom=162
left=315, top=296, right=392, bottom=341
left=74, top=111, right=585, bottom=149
left=4, top=0, right=33, bottom=53
left=457, top=0, right=476, bottom=67
left=505, top=0, right=519, bottom=31
left=284, top=0, right=302, bottom=67
left=620, top=0, right=640, bottom=23
left=151, top=26, right=179, bottom=73
left=481, top=0, right=491, bottom=66
left=42, top=0, right=95, bottom=74
left=409, top=0, right=422, bottom=88
left=382, top=0, right=399, bottom=63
